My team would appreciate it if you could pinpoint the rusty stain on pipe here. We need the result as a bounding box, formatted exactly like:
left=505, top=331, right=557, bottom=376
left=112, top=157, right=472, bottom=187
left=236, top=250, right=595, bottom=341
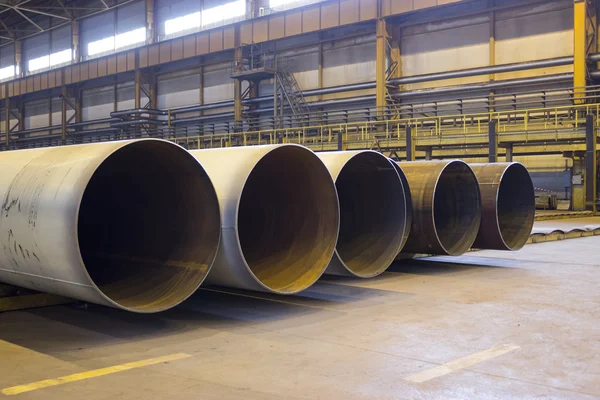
left=0, top=139, right=221, bottom=313
left=470, top=162, right=535, bottom=250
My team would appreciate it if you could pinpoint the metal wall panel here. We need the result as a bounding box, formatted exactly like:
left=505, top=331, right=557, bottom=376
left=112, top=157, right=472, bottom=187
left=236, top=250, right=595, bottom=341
left=224, top=27, right=235, bottom=49
left=171, top=38, right=184, bottom=60
left=210, top=30, right=224, bottom=51
left=359, top=0, right=377, bottom=20
left=0, top=44, right=15, bottom=68
left=82, top=85, right=114, bottom=121
left=285, top=12, right=303, bottom=36
left=81, top=11, right=115, bottom=57
left=197, top=32, right=210, bottom=54
left=158, top=73, right=201, bottom=108
left=117, top=1, right=145, bottom=33
left=270, top=16, right=286, bottom=40
left=302, top=7, right=321, bottom=32
left=156, top=0, right=201, bottom=37
left=253, top=20, right=269, bottom=43
left=24, top=99, right=50, bottom=130
left=339, top=0, right=359, bottom=26
left=321, top=3, right=339, bottom=29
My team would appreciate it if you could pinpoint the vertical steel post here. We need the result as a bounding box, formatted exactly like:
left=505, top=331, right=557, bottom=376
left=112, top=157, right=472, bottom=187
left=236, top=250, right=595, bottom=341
left=376, top=19, right=387, bottom=119
left=586, top=113, right=597, bottom=212
left=505, top=143, right=514, bottom=162
left=406, top=126, right=415, bottom=161
left=574, top=0, right=588, bottom=103
left=61, top=86, right=68, bottom=144
left=4, top=97, right=10, bottom=146
left=488, top=120, right=498, bottom=162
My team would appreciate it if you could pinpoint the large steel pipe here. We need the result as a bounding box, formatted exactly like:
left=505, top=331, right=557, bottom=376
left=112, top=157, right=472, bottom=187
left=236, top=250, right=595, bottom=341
left=0, top=139, right=221, bottom=313
left=389, top=161, right=413, bottom=251
left=470, top=163, right=535, bottom=250
left=190, top=144, right=339, bottom=294
left=318, top=151, right=408, bottom=278
left=399, top=160, right=481, bottom=256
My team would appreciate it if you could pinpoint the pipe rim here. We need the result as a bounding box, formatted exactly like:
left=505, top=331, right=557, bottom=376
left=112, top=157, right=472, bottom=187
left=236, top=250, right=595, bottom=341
left=389, top=160, right=413, bottom=252
left=75, top=139, right=221, bottom=313
left=333, top=151, right=407, bottom=278
left=494, top=162, right=535, bottom=250
left=235, top=144, right=339, bottom=294
left=431, top=160, right=481, bottom=256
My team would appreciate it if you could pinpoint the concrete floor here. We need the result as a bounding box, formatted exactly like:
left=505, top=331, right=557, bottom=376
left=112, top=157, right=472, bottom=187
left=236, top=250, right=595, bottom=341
left=1, top=237, right=599, bottom=399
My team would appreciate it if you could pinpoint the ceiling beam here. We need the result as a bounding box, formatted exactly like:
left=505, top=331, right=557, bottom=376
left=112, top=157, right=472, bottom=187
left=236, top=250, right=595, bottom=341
left=16, top=7, right=71, bottom=20
left=12, top=8, right=44, bottom=31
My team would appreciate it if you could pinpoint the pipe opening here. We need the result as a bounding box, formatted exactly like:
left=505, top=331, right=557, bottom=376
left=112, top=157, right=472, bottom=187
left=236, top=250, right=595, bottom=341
left=335, top=153, right=406, bottom=277
left=497, top=164, right=535, bottom=250
left=433, top=162, right=481, bottom=255
left=237, top=146, right=339, bottom=293
left=78, top=141, right=221, bottom=313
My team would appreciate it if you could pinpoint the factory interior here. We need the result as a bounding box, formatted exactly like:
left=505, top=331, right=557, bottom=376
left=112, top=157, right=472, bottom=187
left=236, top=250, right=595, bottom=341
left=0, top=0, right=599, bottom=398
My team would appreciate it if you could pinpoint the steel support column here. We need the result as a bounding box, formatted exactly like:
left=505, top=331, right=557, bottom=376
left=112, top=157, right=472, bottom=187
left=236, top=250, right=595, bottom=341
left=72, top=21, right=79, bottom=62
left=146, top=0, right=156, bottom=44
left=376, top=19, right=387, bottom=119
left=199, top=64, right=204, bottom=115
left=233, top=28, right=243, bottom=132
left=505, top=143, right=513, bottom=162
left=406, top=126, right=415, bottom=161
left=586, top=113, right=597, bottom=212
left=317, top=32, right=323, bottom=101
left=4, top=98, right=9, bottom=146
left=574, top=0, right=594, bottom=102
left=61, top=86, right=67, bottom=143
left=425, top=147, right=432, bottom=160
left=488, top=120, right=498, bottom=162
left=134, top=69, right=142, bottom=109
left=14, top=41, right=22, bottom=78
left=489, top=0, right=496, bottom=111
left=234, top=74, right=243, bottom=130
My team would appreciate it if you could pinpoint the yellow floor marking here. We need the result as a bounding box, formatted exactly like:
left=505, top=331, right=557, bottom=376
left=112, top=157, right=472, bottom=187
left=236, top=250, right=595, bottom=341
left=404, top=344, right=520, bottom=383
left=2, top=353, right=191, bottom=396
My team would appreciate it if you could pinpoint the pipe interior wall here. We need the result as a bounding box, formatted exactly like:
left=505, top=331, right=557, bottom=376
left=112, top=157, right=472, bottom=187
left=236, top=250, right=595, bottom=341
left=399, top=160, right=481, bottom=256
left=470, top=162, right=535, bottom=250
left=0, top=139, right=221, bottom=313
left=318, top=151, right=408, bottom=278
left=190, top=144, right=339, bottom=294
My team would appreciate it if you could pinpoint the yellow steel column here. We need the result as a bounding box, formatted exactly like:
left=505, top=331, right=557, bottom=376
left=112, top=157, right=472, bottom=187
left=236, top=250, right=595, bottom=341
left=376, top=18, right=387, bottom=119
left=574, top=0, right=587, bottom=103
left=134, top=68, right=141, bottom=109
left=233, top=60, right=243, bottom=130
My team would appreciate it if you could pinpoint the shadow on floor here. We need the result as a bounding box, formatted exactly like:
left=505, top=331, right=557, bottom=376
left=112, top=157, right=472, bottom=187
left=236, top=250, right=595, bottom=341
left=387, top=255, right=518, bottom=276
left=0, top=281, right=401, bottom=356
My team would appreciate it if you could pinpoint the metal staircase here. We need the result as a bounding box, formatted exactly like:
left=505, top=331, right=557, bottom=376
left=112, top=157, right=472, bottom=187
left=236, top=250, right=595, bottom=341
left=275, top=58, right=310, bottom=126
